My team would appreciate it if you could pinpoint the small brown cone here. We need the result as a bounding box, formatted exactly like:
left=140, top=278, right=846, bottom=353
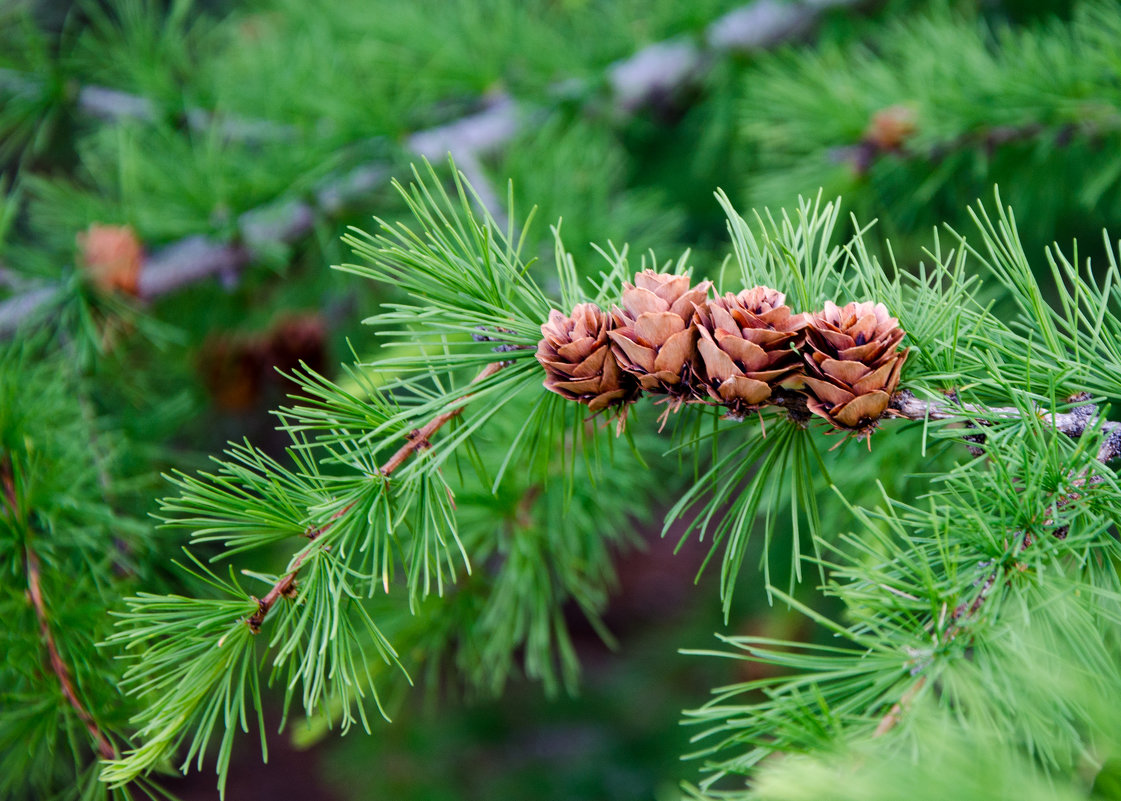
left=864, top=105, right=918, bottom=151
left=694, top=287, right=809, bottom=417
left=77, top=224, right=144, bottom=296
left=802, top=300, right=909, bottom=435
left=537, top=303, right=639, bottom=412
left=607, top=270, right=712, bottom=397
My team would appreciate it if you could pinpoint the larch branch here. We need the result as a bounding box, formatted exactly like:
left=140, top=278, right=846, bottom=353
left=244, top=360, right=506, bottom=632
left=1, top=454, right=115, bottom=760
left=870, top=457, right=1094, bottom=738
left=889, top=389, right=1121, bottom=463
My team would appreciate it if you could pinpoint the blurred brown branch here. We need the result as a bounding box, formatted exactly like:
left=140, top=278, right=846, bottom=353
left=1, top=454, right=116, bottom=760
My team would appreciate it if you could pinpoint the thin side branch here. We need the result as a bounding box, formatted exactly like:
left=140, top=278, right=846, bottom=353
left=889, top=389, right=1121, bottom=463
left=872, top=675, right=926, bottom=737
left=0, top=455, right=115, bottom=760
left=244, top=360, right=506, bottom=632
left=871, top=460, right=1094, bottom=737
left=245, top=532, right=319, bottom=634
left=872, top=569, right=997, bottom=737
left=25, top=548, right=117, bottom=760
left=377, top=361, right=505, bottom=476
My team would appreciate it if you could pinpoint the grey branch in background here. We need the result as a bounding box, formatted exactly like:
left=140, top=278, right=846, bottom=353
left=0, top=0, right=864, bottom=337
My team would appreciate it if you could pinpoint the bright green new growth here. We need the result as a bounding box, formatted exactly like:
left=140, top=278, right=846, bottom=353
left=79, top=163, right=1121, bottom=798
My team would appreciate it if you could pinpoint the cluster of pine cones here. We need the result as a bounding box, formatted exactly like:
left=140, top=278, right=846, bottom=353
left=536, top=270, right=909, bottom=435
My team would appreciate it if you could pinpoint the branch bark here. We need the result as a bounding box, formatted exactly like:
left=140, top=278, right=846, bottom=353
left=25, top=547, right=117, bottom=760
left=244, top=360, right=506, bottom=633
left=889, top=389, right=1121, bottom=463
left=1, top=455, right=116, bottom=760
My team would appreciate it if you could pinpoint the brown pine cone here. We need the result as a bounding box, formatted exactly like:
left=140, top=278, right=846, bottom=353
left=536, top=303, right=639, bottom=411
left=607, top=271, right=712, bottom=396
left=77, top=224, right=144, bottom=296
left=694, top=287, right=809, bottom=416
left=802, top=300, right=909, bottom=433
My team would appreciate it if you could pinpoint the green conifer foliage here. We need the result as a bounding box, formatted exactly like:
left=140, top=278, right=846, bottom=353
left=736, top=2, right=1121, bottom=250
left=3, top=2, right=1121, bottom=799
left=82, top=164, right=1121, bottom=799
left=0, top=341, right=167, bottom=801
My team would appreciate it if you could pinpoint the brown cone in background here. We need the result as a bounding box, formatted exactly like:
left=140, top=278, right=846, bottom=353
left=694, top=287, right=809, bottom=416
left=199, top=313, right=328, bottom=412
left=537, top=303, right=639, bottom=412
left=607, top=271, right=712, bottom=396
left=864, top=105, right=918, bottom=152
left=77, top=224, right=144, bottom=296
left=802, top=300, right=909, bottom=433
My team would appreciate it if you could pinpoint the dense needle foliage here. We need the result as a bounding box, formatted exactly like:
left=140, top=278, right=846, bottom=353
left=99, top=165, right=1121, bottom=798
left=2, top=1, right=1121, bottom=800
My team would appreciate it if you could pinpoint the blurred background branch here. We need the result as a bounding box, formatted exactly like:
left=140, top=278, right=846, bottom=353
left=0, top=0, right=866, bottom=336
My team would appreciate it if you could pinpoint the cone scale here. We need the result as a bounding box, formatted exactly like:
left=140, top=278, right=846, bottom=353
left=801, top=300, right=909, bottom=434
left=607, top=270, right=712, bottom=398
left=536, top=302, right=640, bottom=412
left=693, top=287, right=809, bottom=418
